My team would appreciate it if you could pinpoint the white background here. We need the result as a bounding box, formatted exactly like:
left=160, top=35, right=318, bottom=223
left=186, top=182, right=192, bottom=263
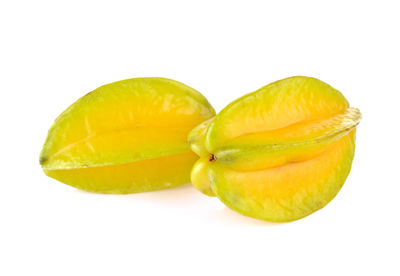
left=1, top=1, right=399, bottom=275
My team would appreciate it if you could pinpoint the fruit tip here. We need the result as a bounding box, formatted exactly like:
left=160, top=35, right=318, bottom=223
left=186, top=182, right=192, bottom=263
left=209, top=154, right=216, bottom=162
left=39, top=155, right=47, bottom=165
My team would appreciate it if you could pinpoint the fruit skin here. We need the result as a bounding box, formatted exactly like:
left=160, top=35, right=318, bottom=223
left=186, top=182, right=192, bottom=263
left=190, top=157, right=215, bottom=196
left=188, top=118, right=213, bottom=157
left=46, top=152, right=197, bottom=194
left=40, top=77, right=215, bottom=193
left=189, top=76, right=361, bottom=222
left=209, top=130, right=356, bottom=222
left=188, top=117, right=216, bottom=196
left=205, top=76, right=349, bottom=152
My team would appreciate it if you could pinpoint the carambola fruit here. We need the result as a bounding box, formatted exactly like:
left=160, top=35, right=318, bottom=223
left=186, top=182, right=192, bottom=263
left=189, top=76, right=361, bottom=222
left=40, top=78, right=215, bottom=193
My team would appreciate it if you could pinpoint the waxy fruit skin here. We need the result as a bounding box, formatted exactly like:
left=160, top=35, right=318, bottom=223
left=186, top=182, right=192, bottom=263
left=189, top=76, right=361, bottom=222
left=40, top=77, right=215, bottom=193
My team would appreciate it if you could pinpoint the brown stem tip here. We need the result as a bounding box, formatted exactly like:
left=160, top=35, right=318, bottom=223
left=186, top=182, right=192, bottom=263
left=209, top=154, right=216, bottom=162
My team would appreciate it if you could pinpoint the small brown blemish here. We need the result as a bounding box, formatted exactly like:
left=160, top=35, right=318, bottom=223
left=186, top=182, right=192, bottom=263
left=39, top=156, right=47, bottom=165
left=209, top=154, right=217, bottom=162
